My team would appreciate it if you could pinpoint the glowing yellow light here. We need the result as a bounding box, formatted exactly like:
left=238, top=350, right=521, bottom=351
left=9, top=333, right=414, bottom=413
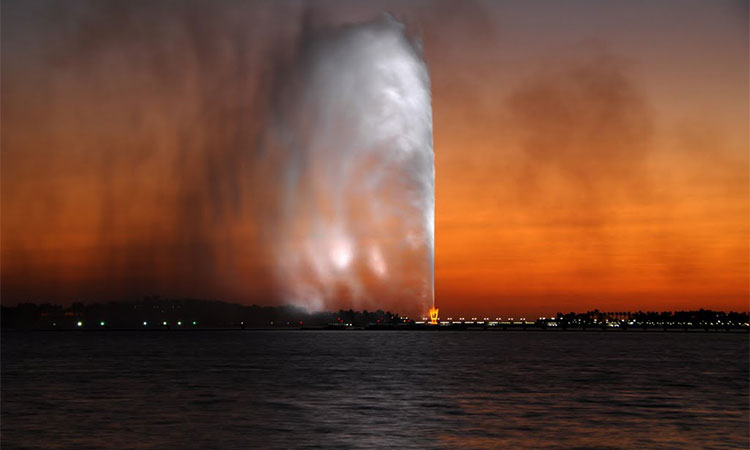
left=429, top=307, right=439, bottom=325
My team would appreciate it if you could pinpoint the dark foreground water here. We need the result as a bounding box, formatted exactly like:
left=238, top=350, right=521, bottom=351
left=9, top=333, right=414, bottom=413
left=2, top=331, right=748, bottom=449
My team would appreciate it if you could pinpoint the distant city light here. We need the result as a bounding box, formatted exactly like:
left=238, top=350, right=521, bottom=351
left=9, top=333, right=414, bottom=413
left=177, top=321, right=182, bottom=326
left=77, top=321, right=83, bottom=327
left=163, top=321, right=167, bottom=326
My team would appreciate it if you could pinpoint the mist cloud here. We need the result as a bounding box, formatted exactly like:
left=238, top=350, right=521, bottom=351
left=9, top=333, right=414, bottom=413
left=2, top=2, right=435, bottom=314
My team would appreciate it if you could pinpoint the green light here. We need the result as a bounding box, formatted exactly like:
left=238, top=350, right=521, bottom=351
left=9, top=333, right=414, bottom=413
left=192, top=321, right=197, bottom=325
left=163, top=321, right=167, bottom=326
left=100, top=321, right=105, bottom=327
left=77, top=321, right=83, bottom=327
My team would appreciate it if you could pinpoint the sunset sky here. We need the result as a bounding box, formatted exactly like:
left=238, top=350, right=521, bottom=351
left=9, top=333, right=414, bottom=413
left=2, top=0, right=748, bottom=317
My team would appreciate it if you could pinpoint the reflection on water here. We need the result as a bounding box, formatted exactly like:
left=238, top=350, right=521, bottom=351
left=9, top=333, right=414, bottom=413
left=2, top=331, right=748, bottom=449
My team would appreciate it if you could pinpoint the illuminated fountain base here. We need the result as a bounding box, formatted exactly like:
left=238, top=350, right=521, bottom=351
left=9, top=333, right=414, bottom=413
left=429, top=307, right=439, bottom=325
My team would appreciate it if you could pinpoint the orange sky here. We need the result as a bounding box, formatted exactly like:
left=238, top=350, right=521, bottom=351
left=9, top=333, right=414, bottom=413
left=2, top=0, right=748, bottom=317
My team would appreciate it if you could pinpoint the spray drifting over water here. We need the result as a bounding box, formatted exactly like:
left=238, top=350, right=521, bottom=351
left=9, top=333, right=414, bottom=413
left=265, top=14, right=434, bottom=313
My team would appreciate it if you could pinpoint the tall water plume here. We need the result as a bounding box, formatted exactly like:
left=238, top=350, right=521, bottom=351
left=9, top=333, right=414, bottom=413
left=264, top=14, right=434, bottom=313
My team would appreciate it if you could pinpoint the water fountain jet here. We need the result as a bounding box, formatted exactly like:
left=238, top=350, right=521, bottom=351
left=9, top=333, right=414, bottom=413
left=265, top=14, right=434, bottom=315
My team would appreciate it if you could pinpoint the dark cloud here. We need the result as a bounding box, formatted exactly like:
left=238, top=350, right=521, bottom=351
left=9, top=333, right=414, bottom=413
left=2, top=0, right=306, bottom=302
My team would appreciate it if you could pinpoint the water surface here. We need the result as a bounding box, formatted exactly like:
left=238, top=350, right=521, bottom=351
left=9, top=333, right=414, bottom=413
left=3, top=331, right=748, bottom=449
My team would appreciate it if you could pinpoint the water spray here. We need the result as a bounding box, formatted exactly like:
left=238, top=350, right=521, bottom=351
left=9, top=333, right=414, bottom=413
left=266, top=14, right=434, bottom=315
